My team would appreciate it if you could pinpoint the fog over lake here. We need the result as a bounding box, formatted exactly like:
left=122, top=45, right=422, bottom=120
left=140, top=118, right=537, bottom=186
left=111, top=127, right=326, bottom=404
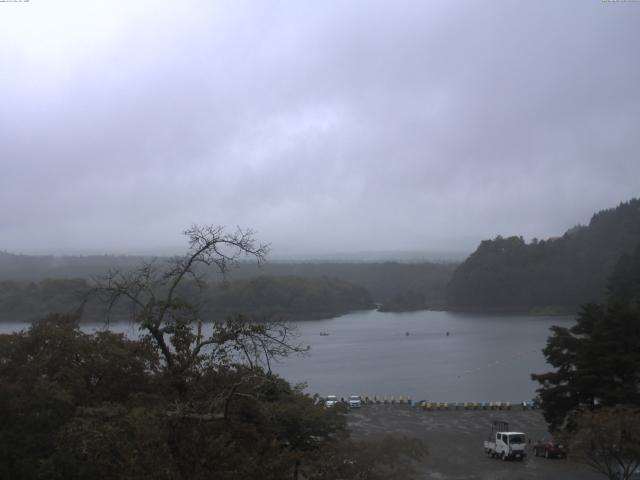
left=2, top=310, right=571, bottom=403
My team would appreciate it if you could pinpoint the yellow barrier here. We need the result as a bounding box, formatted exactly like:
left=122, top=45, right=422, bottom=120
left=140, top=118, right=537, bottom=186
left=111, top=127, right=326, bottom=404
left=351, top=397, right=518, bottom=410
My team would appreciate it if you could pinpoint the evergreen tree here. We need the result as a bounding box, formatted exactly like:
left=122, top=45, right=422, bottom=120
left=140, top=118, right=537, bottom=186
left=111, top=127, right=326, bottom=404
left=532, top=244, right=640, bottom=432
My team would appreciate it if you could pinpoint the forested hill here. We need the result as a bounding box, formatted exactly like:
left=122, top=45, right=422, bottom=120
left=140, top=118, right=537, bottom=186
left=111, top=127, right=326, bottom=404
left=446, top=199, right=640, bottom=313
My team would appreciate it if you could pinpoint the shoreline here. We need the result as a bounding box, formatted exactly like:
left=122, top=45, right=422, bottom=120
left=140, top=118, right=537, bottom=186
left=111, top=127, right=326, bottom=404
left=0, top=305, right=575, bottom=326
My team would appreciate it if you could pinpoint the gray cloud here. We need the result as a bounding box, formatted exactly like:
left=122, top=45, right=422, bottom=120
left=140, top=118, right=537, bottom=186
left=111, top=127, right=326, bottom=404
left=1, top=0, right=639, bottom=256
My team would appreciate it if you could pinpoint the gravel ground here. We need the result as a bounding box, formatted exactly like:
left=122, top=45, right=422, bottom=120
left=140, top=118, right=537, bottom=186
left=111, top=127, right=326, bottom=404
left=347, top=405, right=603, bottom=480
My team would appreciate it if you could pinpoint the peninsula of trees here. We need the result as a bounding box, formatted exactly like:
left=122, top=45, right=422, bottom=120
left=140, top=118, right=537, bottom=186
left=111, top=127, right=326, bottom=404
left=205, top=275, right=374, bottom=320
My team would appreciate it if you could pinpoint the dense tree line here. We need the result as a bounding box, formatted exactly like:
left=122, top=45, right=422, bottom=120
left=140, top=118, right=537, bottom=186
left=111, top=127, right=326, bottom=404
left=0, top=278, right=88, bottom=322
left=0, top=275, right=374, bottom=323
left=378, top=290, right=432, bottom=312
left=0, top=251, right=146, bottom=281
left=230, top=261, right=456, bottom=305
left=447, top=199, right=640, bottom=312
left=0, top=251, right=457, bottom=305
left=206, top=275, right=374, bottom=320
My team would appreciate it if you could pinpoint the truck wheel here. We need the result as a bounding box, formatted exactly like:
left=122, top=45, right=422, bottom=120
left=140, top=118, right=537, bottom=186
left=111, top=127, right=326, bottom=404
left=501, top=453, right=507, bottom=461
left=545, top=450, right=549, bottom=459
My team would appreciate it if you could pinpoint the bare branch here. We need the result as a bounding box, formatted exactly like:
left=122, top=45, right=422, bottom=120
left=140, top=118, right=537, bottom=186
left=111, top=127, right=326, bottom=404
left=83, top=225, right=297, bottom=384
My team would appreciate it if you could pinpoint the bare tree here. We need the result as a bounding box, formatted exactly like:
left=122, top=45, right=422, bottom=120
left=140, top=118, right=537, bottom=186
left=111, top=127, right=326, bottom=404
left=87, top=225, right=305, bottom=382
left=570, top=406, right=640, bottom=480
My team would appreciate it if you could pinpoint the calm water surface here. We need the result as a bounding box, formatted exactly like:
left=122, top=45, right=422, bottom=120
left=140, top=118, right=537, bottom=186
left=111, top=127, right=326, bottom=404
left=274, top=310, right=572, bottom=403
left=0, top=309, right=573, bottom=403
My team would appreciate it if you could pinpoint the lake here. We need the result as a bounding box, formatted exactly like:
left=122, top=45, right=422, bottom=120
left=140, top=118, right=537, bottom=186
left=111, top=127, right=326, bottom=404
left=275, top=310, right=572, bottom=403
left=0, top=309, right=573, bottom=403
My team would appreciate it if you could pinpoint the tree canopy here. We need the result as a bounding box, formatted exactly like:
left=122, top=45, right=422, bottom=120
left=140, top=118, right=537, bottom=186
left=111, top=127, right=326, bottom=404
left=0, top=314, right=354, bottom=479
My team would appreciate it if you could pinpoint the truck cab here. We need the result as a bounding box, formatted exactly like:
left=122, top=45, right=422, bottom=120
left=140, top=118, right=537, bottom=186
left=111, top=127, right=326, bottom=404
left=495, top=432, right=527, bottom=460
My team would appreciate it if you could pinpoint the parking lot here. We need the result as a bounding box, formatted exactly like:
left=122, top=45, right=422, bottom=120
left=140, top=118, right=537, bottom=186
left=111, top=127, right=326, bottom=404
left=347, top=405, right=602, bottom=480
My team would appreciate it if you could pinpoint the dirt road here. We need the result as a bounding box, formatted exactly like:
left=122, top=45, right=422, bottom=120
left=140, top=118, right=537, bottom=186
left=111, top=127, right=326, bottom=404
left=347, top=405, right=602, bottom=480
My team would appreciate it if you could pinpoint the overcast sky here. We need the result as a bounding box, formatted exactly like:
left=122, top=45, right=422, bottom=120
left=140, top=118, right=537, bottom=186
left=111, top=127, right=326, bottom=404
left=1, top=1, right=639, bottom=257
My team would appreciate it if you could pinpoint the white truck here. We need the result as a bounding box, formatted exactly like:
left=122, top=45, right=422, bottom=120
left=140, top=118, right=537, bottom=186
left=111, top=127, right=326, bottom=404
left=484, top=420, right=527, bottom=461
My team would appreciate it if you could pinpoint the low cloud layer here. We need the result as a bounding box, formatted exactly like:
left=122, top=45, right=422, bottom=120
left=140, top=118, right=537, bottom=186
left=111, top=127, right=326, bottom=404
left=1, top=1, right=639, bottom=256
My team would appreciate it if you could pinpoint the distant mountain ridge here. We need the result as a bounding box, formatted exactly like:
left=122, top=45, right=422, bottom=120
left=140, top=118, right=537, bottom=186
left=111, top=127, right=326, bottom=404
left=446, top=198, right=640, bottom=313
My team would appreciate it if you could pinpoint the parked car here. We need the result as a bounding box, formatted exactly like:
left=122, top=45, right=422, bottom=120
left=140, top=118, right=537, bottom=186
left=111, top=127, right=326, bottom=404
left=325, top=395, right=338, bottom=407
left=533, top=437, right=567, bottom=459
left=348, top=395, right=362, bottom=408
